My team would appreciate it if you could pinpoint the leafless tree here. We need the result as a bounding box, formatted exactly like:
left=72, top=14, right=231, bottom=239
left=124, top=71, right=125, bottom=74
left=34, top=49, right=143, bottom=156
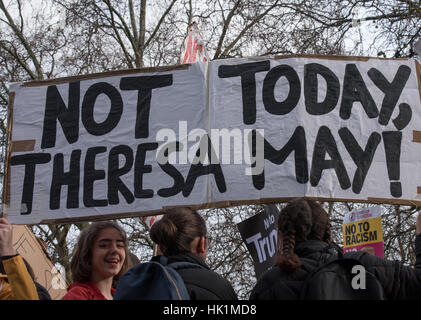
left=0, top=0, right=420, bottom=299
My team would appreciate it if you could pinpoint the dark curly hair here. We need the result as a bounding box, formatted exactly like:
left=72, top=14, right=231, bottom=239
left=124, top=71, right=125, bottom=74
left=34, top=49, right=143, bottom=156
left=276, top=198, right=332, bottom=272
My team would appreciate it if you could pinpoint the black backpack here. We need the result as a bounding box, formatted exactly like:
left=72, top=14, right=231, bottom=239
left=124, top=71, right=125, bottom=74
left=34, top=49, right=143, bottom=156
left=300, top=247, right=385, bottom=300
left=114, top=255, right=204, bottom=300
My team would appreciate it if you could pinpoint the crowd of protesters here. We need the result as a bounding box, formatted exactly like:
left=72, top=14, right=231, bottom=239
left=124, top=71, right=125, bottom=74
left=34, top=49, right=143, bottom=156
left=1, top=199, right=421, bottom=300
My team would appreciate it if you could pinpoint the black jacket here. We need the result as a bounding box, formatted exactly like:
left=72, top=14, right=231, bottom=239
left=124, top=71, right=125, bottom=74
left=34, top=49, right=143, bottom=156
left=167, top=252, right=238, bottom=300
left=34, top=281, right=51, bottom=300
left=250, top=235, right=421, bottom=300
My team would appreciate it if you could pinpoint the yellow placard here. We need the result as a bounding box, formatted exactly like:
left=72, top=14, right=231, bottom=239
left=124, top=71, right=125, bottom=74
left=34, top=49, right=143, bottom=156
left=342, top=217, right=383, bottom=248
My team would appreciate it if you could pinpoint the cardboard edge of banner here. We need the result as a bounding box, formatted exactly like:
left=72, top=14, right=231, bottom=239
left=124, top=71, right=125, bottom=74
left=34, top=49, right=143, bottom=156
left=25, top=196, right=421, bottom=225
left=416, top=59, right=421, bottom=105
left=20, top=63, right=192, bottom=87
left=274, top=54, right=371, bottom=61
left=17, top=54, right=417, bottom=88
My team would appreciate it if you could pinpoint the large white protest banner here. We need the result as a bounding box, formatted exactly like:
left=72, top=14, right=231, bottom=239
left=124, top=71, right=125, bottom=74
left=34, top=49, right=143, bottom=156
left=4, top=55, right=421, bottom=224
left=4, top=63, right=208, bottom=224
left=210, top=56, right=421, bottom=204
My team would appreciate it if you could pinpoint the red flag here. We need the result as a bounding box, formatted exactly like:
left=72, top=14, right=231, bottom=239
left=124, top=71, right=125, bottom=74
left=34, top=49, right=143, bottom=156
left=181, top=22, right=209, bottom=63
left=141, top=214, right=163, bottom=229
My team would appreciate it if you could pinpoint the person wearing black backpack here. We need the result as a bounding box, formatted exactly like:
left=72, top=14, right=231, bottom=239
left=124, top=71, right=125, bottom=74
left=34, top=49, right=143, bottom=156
left=249, top=198, right=421, bottom=300
left=115, top=207, right=238, bottom=300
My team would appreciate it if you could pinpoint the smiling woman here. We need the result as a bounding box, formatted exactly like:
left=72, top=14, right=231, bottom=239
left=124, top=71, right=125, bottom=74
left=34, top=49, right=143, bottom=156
left=62, top=221, right=129, bottom=300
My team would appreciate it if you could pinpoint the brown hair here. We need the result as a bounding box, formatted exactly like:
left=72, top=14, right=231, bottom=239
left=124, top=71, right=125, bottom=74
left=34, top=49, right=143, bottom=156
left=276, top=198, right=331, bottom=272
left=149, top=207, right=207, bottom=255
left=70, top=221, right=129, bottom=283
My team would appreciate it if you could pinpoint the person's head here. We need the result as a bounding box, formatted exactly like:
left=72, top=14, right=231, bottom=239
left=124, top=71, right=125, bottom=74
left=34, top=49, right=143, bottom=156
left=70, top=221, right=129, bottom=283
left=276, top=198, right=332, bottom=272
left=149, top=207, right=209, bottom=260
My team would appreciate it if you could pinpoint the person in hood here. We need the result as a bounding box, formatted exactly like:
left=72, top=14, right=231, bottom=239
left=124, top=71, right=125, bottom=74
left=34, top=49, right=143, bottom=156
left=62, top=221, right=129, bottom=300
left=250, top=198, right=421, bottom=300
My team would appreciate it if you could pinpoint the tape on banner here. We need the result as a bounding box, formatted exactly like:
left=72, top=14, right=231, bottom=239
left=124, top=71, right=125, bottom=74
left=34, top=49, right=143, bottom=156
left=11, top=140, right=36, bottom=153
left=413, top=131, right=421, bottom=143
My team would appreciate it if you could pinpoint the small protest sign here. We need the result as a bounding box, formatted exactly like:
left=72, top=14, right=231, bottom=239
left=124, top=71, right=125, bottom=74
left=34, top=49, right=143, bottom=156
left=342, top=205, right=384, bottom=257
left=237, top=204, right=280, bottom=279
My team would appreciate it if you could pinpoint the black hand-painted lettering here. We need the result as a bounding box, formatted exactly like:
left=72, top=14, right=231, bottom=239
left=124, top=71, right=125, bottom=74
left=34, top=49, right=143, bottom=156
left=382, top=131, right=402, bottom=197
left=263, top=64, right=301, bottom=115
left=252, top=127, right=308, bottom=190
left=367, top=65, right=411, bottom=127
left=183, top=135, right=226, bottom=197
left=392, top=103, right=412, bottom=131
left=120, top=75, right=173, bottom=139
left=304, top=63, right=340, bottom=115
left=158, top=141, right=185, bottom=197
left=340, top=64, right=378, bottom=120
left=81, top=82, right=123, bottom=136
left=10, top=153, right=51, bottom=214
left=310, top=126, right=351, bottom=189
left=218, top=61, right=270, bottom=125
left=108, top=145, right=135, bottom=205
left=83, top=146, right=108, bottom=207
left=338, top=128, right=381, bottom=194
left=50, top=150, right=81, bottom=210
left=134, top=143, right=158, bottom=198
left=41, top=82, right=80, bottom=149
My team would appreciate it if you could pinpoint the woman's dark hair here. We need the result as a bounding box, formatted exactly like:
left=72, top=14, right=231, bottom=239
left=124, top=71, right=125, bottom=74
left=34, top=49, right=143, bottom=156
left=70, top=221, right=129, bottom=283
left=276, top=198, right=332, bottom=272
left=149, top=207, right=207, bottom=255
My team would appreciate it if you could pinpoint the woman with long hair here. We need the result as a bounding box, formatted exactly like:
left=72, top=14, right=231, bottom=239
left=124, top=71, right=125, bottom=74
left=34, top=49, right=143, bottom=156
left=62, top=221, right=129, bottom=300
left=250, top=198, right=421, bottom=300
